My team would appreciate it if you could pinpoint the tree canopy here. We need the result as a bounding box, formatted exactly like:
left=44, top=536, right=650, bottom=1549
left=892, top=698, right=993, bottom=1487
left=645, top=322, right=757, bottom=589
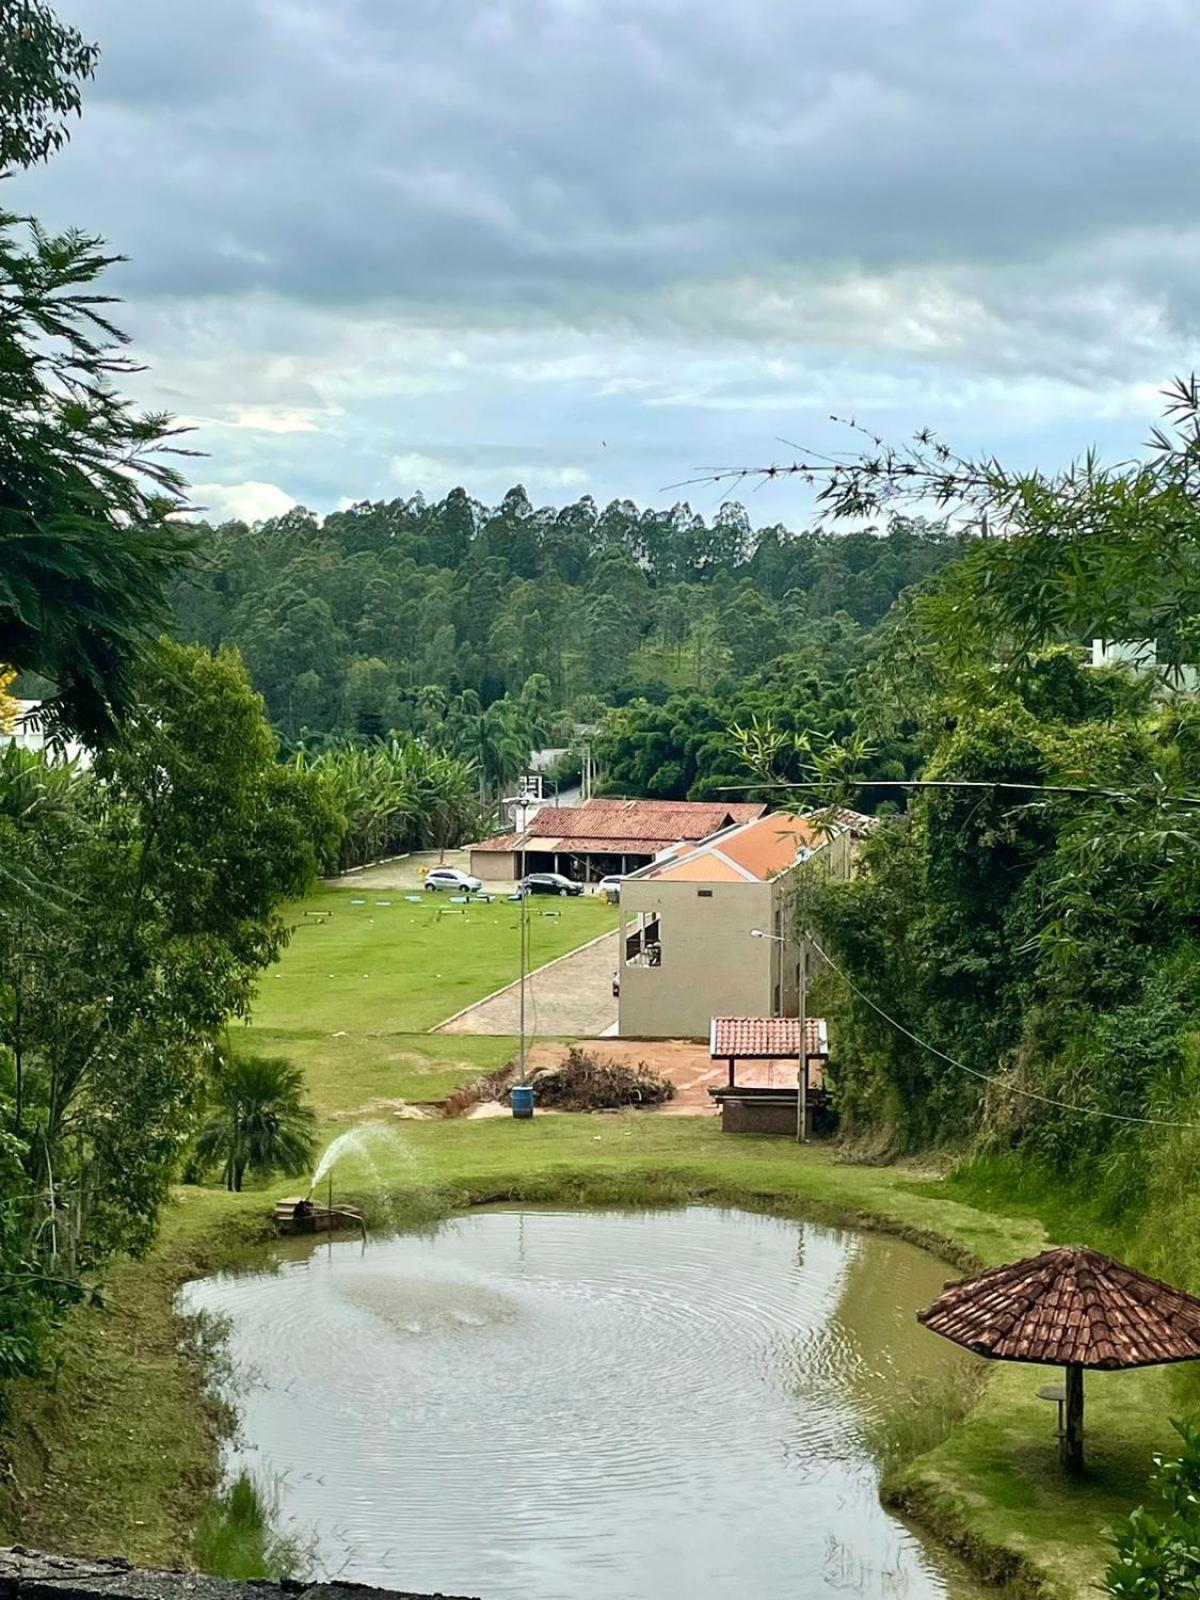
left=169, top=501, right=967, bottom=743
left=0, top=0, right=97, bottom=172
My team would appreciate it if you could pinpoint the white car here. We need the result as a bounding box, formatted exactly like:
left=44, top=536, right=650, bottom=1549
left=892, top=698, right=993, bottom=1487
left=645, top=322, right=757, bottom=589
left=424, top=867, right=484, bottom=893
left=597, top=874, right=624, bottom=903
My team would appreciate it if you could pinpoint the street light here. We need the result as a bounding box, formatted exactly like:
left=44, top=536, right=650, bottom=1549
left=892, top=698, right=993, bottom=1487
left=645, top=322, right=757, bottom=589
left=750, top=929, right=808, bottom=1143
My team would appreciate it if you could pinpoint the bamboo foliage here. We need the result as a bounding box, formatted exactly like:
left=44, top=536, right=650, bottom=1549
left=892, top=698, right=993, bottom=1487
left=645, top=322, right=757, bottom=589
left=294, top=737, right=480, bottom=873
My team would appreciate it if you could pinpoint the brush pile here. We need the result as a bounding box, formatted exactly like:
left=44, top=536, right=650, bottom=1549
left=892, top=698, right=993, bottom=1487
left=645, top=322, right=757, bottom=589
left=527, top=1046, right=676, bottom=1111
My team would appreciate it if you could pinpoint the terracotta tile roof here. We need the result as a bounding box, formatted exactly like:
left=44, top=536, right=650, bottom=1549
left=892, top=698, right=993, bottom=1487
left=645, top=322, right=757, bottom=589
left=919, top=1246, right=1200, bottom=1369
left=710, top=1016, right=828, bottom=1060
left=521, top=798, right=766, bottom=847
left=645, top=810, right=834, bottom=883
left=470, top=831, right=523, bottom=852
left=651, top=854, right=749, bottom=883
left=718, top=814, right=823, bottom=878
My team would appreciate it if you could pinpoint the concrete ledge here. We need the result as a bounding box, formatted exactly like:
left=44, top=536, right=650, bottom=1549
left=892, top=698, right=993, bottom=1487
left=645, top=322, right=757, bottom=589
left=0, top=1550, right=476, bottom=1600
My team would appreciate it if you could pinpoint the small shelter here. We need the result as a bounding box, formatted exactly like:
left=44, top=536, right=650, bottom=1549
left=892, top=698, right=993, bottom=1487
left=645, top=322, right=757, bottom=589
left=707, top=1016, right=829, bottom=1136
left=919, top=1245, right=1200, bottom=1471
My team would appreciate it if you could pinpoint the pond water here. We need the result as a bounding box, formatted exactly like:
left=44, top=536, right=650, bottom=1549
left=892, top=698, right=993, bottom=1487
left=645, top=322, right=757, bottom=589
left=180, top=1207, right=987, bottom=1600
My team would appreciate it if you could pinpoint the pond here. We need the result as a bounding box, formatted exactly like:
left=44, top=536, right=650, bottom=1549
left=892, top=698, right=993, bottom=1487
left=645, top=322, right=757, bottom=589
left=180, top=1207, right=988, bottom=1600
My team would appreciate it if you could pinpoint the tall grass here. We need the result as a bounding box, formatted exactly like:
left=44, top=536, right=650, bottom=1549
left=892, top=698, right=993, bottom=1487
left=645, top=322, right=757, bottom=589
left=193, top=1474, right=308, bottom=1581
left=861, top=1367, right=985, bottom=1482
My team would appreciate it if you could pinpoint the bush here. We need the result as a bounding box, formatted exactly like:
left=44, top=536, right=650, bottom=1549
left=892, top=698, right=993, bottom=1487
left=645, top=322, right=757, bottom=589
left=1106, top=1420, right=1200, bottom=1598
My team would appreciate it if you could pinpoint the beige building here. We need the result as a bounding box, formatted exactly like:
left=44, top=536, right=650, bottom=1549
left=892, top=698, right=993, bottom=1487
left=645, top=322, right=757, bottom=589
left=617, top=812, right=851, bottom=1038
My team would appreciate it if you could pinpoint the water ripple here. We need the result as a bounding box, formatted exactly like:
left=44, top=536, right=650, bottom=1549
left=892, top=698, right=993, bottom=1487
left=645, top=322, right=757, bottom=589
left=182, top=1206, right=984, bottom=1600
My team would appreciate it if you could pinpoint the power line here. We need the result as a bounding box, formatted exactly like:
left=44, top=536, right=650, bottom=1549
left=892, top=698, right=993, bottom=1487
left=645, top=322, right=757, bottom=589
left=806, top=933, right=1200, bottom=1131
left=719, top=777, right=1200, bottom=808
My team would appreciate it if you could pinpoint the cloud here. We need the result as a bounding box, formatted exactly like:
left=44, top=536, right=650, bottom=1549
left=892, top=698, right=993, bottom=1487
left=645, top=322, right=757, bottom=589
left=16, top=0, right=1200, bottom=516
left=390, top=451, right=588, bottom=497
left=189, top=481, right=298, bottom=524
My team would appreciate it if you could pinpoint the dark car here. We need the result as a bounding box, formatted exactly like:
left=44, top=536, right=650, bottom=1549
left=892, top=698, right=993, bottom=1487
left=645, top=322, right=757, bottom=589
left=520, top=871, right=583, bottom=897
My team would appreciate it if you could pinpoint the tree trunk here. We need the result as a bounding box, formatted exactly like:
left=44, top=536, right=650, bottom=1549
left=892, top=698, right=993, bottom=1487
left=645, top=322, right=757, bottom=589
left=1060, top=1363, right=1085, bottom=1472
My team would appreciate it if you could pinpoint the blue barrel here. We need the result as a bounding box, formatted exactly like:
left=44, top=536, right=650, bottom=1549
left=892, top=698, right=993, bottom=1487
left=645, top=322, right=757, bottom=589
left=511, top=1084, right=535, bottom=1119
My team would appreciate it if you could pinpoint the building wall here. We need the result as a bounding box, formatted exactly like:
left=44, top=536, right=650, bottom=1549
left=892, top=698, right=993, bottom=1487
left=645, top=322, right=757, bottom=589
left=617, top=830, right=852, bottom=1038
left=618, top=879, right=774, bottom=1037
left=471, top=849, right=518, bottom=881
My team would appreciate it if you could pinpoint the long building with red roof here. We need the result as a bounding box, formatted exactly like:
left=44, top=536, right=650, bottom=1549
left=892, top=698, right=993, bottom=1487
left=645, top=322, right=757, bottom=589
left=468, top=796, right=767, bottom=882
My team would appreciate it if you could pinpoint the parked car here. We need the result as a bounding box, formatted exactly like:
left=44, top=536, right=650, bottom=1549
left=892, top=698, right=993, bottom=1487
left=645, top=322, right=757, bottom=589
left=597, top=874, right=624, bottom=903
left=520, top=871, right=584, bottom=897
left=424, top=866, right=484, bottom=893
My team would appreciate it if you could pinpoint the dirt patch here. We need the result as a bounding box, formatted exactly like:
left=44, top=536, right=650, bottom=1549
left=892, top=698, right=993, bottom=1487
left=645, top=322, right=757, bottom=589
left=441, top=1036, right=801, bottom=1118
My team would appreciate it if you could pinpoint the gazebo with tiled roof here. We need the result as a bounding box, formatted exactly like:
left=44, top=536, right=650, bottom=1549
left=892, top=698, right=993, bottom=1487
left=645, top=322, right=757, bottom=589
left=705, top=1015, right=830, bottom=1139
left=919, top=1245, right=1200, bottom=1471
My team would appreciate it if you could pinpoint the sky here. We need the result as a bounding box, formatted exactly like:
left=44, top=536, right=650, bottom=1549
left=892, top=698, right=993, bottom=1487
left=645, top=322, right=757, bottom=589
left=13, top=0, right=1200, bottom=526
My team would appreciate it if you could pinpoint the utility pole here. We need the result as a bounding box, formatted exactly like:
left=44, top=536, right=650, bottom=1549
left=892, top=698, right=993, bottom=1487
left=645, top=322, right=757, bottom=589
left=796, top=938, right=808, bottom=1144
left=752, top=925, right=810, bottom=1144
left=518, top=836, right=528, bottom=1084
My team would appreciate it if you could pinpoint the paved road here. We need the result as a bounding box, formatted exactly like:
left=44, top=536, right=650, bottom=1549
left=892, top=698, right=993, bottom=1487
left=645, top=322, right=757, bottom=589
left=437, top=929, right=619, bottom=1036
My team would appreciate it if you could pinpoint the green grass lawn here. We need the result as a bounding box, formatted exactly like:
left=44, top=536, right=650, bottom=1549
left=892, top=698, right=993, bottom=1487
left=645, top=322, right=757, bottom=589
left=253, top=886, right=615, bottom=1034
left=240, top=886, right=615, bottom=1115
left=237, top=1027, right=516, bottom=1116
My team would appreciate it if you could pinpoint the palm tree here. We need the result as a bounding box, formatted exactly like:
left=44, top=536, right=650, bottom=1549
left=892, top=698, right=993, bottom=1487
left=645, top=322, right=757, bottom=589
left=194, top=1052, right=317, bottom=1193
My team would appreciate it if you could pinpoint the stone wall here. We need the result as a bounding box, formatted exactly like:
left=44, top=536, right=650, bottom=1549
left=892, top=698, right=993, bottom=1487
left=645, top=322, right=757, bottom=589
left=0, top=1550, right=476, bottom=1600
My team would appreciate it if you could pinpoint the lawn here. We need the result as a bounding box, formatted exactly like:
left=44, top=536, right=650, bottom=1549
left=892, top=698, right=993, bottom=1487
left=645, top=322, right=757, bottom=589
left=237, top=1027, right=516, bottom=1117
left=252, top=885, right=615, bottom=1035
left=240, top=886, right=616, bottom=1115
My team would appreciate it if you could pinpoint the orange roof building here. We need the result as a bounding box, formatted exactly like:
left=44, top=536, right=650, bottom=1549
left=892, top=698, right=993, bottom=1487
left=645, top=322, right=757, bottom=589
left=618, top=811, right=851, bottom=1039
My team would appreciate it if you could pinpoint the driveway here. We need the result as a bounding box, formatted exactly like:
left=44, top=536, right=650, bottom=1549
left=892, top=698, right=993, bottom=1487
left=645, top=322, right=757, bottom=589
left=437, top=929, right=619, bottom=1036
left=327, top=849, right=473, bottom=891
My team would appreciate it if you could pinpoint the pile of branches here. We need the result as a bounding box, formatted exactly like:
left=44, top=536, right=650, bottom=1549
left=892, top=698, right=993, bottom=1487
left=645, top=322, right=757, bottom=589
left=528, top=1046, right=676, bottom=1111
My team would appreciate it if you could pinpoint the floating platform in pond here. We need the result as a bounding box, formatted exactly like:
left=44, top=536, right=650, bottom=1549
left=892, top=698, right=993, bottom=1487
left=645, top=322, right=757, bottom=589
left=274, top=1197, right=366, bottom=1236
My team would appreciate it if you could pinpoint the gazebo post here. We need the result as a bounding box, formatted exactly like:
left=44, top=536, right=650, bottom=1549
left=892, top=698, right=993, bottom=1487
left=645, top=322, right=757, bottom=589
left=1061, top=1363, right=1085, bottom=1472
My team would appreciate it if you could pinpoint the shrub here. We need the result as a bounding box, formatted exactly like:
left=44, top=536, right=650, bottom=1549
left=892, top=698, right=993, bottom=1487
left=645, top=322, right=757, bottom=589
left=1106, top=1419, right=1200, bottom=1598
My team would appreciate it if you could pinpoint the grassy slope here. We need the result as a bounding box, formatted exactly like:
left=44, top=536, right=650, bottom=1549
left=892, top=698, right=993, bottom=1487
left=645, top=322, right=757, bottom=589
left=238, top=886, right=615, bottom=1115
left=3, top=1117, right=1174, bottom=1596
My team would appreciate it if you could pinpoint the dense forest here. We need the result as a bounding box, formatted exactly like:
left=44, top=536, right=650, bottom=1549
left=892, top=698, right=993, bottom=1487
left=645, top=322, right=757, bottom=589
left=168, top=496, right=968, bottom=743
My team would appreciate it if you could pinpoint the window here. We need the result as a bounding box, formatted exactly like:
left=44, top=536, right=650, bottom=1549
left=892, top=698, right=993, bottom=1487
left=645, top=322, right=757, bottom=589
left=697, top=889, right=713, bottom=898
left=625, top=911, right=663, bottom=968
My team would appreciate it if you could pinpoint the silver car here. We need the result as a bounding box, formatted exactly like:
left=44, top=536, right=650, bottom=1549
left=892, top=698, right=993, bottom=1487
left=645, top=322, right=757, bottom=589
left=424, top=867, right=484, bottom=893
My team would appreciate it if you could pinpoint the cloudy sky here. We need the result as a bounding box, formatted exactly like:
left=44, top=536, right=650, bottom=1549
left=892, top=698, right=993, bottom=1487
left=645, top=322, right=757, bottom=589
left=14, top=0, right=1200, bottom=524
